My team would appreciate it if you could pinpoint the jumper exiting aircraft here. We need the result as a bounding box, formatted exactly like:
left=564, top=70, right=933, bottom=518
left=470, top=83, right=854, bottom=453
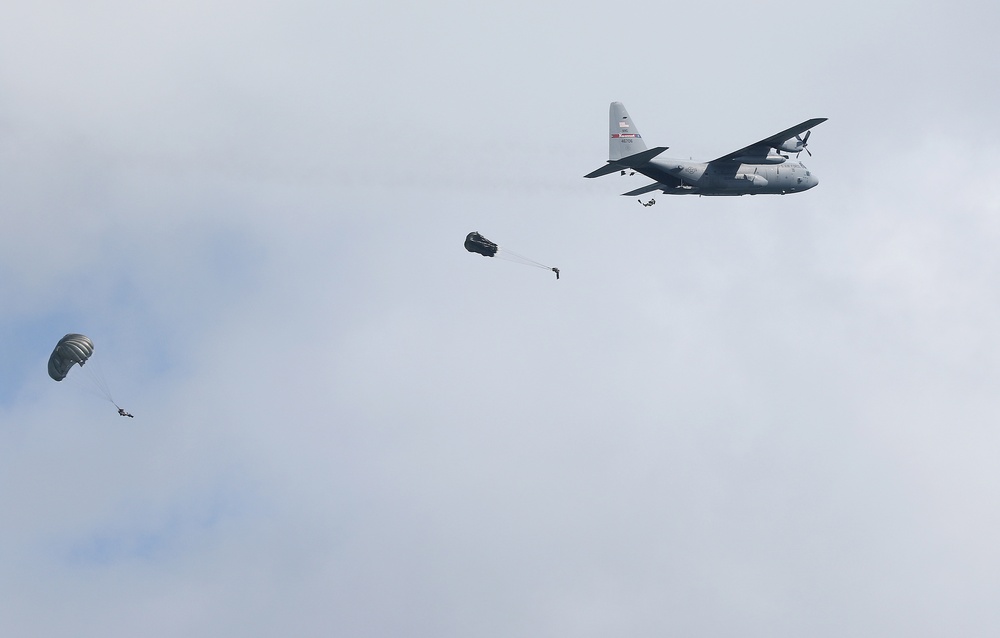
left=585, top=102, right=826, bottom=199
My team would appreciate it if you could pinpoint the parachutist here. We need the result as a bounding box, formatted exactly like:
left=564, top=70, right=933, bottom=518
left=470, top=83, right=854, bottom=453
left=118, top=408, right=134, bottom=418
left=465, top=231, right=554, bottom=279
left=639, top=198, right=656, bottom=207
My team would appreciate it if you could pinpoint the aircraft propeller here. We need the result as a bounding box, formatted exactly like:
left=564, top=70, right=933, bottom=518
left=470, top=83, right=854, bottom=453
left=796, top=130, right=813, bottom=157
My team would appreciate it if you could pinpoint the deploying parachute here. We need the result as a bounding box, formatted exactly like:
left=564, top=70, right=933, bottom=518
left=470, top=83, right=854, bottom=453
left=48, top=333, right=132, bottom=417
left=465, top=232, right=498, bottom=257
left=464, top=231, right=560, bottom=279
left=48, top=333, right=94, bottom=381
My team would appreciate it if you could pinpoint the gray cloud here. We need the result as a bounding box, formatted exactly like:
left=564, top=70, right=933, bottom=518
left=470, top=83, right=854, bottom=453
left=2, top=1, right=1000, bottom=637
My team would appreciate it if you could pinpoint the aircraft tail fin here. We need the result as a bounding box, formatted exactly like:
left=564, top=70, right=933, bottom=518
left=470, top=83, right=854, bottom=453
left=609, top=101, right=648, bottom=161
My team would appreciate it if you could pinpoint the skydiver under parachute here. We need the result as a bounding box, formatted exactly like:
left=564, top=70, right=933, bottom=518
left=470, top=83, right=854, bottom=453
left=464, top=232, right=560, bottom=280
left=48, top=333, right=133, bottom=419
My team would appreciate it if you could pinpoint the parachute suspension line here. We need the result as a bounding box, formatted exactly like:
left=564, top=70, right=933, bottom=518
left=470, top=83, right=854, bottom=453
left=71, top=379, right=115, bottom=404
left=80, top=357, right=116, bottom=406
left=495, top=248, right=552, bottom=271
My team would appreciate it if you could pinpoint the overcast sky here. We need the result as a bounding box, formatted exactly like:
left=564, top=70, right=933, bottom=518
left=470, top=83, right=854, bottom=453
left=2, top=1, right=1000, bottom=636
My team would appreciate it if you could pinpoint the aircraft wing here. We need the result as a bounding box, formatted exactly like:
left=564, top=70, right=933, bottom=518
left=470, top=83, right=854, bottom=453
left=710, top=118, right=827, bottom=163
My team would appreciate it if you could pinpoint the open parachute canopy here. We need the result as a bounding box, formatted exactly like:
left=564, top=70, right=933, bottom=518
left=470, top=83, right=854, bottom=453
left=48, top=333, right=94, bottom=382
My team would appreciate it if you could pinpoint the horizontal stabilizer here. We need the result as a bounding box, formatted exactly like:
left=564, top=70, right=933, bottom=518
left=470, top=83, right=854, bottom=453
left=621, top=182, right=665, bottom=197
left=584, top=146, right=670, bottom=179
left=584, top=162, right=622, bottom=179
left=616, top=146, right=669, bottom=168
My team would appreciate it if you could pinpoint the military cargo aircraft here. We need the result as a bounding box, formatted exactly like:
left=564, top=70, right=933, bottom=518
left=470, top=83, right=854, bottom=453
left=585, top=102, right=826, bottom=198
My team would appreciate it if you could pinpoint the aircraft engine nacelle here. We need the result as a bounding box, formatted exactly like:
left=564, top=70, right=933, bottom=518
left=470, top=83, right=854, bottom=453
left=776, top=139, right=803, bottom=154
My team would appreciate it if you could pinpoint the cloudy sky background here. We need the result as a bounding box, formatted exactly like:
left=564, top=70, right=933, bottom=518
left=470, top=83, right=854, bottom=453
left=2, top=1, right=1000, bottom=636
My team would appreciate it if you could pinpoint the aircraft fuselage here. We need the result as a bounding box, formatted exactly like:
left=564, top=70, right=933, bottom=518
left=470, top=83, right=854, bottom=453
left=639, top=158, right=819, bottom=196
